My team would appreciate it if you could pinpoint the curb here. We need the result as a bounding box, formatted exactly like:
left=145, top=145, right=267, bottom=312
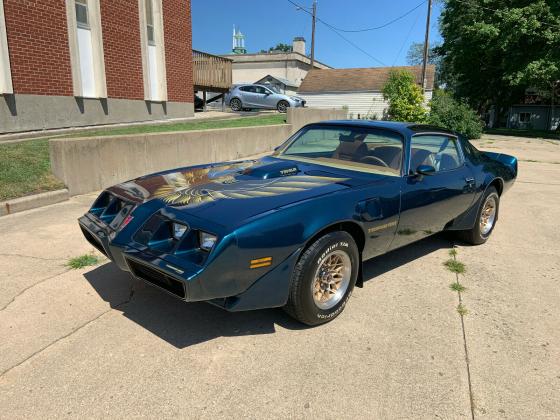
left=0, top=189, right=69, bottom=217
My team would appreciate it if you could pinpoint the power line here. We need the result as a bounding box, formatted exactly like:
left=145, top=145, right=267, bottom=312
left=287, top=0, right=387, bottom=66
left=322, top=0, right=427, bottom=33
left=392, top=8, right=423, bottom=66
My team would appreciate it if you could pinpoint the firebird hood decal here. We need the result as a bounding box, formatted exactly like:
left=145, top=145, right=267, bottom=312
left=153, top=171, right=348, bottom=206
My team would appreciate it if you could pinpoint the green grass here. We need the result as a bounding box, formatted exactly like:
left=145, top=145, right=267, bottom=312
left=444, top=259, right=466, bottom=274
left=0, top=139, right=64, bottom=201
left=65, top=114, right=287, bottom=138
left=456, top=304, right=469, bottom=316
left=0, top=114, right=286, bottom=201
left=66, top=254, right=100, bottom=269
left=448, top=248, right=458, bottom=258
left=450, top=282, right=466, bottom=293
left=484, top=128, right=560, bottom=140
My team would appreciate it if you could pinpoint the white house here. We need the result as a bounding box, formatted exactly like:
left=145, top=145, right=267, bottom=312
left=298, top=66, right=436, bottom=119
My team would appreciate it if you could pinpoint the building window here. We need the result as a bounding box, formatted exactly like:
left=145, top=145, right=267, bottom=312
left=66, top=0, right=107, bottom=98
left=0, top=0, right=13, bottom=95
left=519, top=112, right=531, bottom=123
left=140, top=0, right=167, bottom=101
left=75, top=0, right=89, bottom=29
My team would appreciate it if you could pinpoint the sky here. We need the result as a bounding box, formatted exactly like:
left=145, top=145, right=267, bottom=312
left=191, top=0, right=443, bottom=69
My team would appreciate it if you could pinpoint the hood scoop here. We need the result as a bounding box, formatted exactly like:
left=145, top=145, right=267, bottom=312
left=243, top=161, right=301, bottom=180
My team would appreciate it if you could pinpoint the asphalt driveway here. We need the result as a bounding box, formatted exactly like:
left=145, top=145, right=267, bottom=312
left=0, top=135, right=558, bottom=419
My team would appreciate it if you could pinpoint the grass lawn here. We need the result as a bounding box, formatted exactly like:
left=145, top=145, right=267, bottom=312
left=0, top=139, right=64, bottom=201
left=485, top=128, right=560, bottom=140
left=68, top=114, right=287, bottom=138
left=0, top=114, right=287, bottom=201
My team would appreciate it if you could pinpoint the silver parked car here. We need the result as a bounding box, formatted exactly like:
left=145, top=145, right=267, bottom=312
left=225, top=84, right=306, bottom=113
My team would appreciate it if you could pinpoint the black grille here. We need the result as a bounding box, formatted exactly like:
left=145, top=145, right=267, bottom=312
left=127, top=258, right=186, bottom=299
left=80, top=225, right=108, bottom=257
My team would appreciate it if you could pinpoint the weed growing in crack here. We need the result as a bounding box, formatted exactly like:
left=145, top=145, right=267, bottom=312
left=66, top=254, right=100, bottom=269
left=450, top=282, right=466, bottom=292
left=444, top=259, right=465, bottom=274
left=457, top=304, right=468, bottom=316
left=448, top=248, right=458, bottom=258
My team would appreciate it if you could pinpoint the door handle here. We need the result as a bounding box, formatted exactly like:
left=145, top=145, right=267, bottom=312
left=465, top=177, right=475, bottom=184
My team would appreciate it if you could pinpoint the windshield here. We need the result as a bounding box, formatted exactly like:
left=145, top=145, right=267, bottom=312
left=265, top=85, right=280, bottom=94
left=279, top=125, right=404, bottom=176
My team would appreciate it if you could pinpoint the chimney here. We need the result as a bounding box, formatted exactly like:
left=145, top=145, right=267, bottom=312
left=292, top=37, right=306, bottom=55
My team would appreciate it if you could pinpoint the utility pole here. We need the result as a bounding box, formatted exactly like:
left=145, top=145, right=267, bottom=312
left=421, top=0, right=433, bottom=94
left=310, top=0, right=317, bottom=69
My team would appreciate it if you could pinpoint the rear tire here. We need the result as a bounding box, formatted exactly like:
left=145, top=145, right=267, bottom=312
left=277, top=100, right=289, bottom=113
left=458, top=186, right=499, bottom=245
left=284, top=231, right=358, bottom=326
left=230, top=98, right=242, bottom=112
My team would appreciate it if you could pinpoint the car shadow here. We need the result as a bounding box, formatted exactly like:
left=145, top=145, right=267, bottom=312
left=83, top=233, right=454, bottom=349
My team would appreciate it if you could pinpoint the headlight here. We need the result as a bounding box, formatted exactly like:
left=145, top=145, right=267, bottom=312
left=290, top=96, right=300, bottom=102
left=199, top=231, right=217, bottom=251
left=172, top=223, right=188, bottom=240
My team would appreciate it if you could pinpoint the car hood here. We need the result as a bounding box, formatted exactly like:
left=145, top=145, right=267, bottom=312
left=107, top=157, right=382, bottom=227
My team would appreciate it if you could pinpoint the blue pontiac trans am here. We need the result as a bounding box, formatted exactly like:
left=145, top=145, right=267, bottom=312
left=78, top=121, right=517, bottom=325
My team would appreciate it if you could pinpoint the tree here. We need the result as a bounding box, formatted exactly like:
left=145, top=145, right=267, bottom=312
left=438, top=0, right=560, bottom=126
left=382, top=69, right=427, bottom=122
left=260, top=43, right=292, bottom=53
left=406, top=42, right=442, bottom=86
left=428, top=90, right=484, bottom=139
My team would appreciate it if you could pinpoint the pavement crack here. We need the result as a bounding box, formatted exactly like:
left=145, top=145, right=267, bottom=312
left=0, top=269, right=71, bottom=312
left=0, top=253, right=67, bottom=262
left=451, top=246, right=476, bottom=420
left=0, top=289, right=136, bottom=379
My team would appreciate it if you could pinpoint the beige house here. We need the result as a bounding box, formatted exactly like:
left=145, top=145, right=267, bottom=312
left=298, top=66, right=436, bottom=119
left=222, top=37, right=331, bottom=95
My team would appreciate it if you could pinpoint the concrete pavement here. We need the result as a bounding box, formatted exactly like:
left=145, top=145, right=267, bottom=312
left=0, top=135, right=559, bottom=418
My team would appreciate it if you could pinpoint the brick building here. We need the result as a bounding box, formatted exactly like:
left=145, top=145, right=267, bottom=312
left=0, top=0, right=193, bottom=133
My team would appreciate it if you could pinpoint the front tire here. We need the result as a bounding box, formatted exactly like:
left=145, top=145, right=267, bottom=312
left=284, top=231, right=359, bottom=326
left=277, top=100, right=289, bottom=113
left=458, top=186, right=500, bottom=245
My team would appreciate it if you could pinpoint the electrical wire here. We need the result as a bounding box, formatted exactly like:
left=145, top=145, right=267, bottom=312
left=392, top=8, right=424, bottom=66
left=287, top=0, right=387, bottom=66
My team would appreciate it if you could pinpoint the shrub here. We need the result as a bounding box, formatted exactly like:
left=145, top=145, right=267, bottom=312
left=382, top=69, right=427, bottom=123
left=428, top=90, right=484, bottom=139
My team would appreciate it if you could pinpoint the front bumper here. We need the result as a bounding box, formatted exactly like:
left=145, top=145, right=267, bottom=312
left=78, top=213, right=299, bottom=311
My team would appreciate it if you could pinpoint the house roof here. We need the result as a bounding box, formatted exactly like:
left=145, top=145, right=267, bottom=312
left=297, top=65, right=436, bottom=93
left=254, top=74, right=299, bottom=88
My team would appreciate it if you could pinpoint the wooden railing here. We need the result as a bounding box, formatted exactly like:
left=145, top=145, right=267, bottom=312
left=193, top=50, right=232, bottom=92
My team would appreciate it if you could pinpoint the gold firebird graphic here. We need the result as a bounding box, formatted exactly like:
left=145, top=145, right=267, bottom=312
left=152, top=167, right=348, bottom=207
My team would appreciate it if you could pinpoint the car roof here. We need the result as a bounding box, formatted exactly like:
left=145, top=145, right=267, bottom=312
left=309, top=120, right=458, bottom=137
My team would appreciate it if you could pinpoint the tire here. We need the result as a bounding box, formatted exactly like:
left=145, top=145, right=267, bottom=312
left=277, top=100, right=289, bottom=113
left=284, top=231, right=359, bottom=326
left=230, top=98, right=242, bottom=112
left=458, top=186, right=500, bottom=245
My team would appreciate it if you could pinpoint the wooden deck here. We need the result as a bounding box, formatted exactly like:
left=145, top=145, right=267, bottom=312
left=193, top=50, right=232, bottom=92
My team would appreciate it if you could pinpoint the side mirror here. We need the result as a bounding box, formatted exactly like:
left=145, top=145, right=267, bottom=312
left=416, top=164, right=436, bottom=176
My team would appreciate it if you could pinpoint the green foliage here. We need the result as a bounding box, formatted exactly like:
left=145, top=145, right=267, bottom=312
left=450, top=282, right=466, bottom=293
left=382, top=70, right=428, bottom=123
left=438, top=0, right=560, bottom=117
left=66, top=254, right=100, bottom=269
left=456, top=303, right=468, bottom=316
left=428, top=90, right=484, bottom=139
left=444, top=259, right=466, bottom=274
left=261, top=43, right=292, bottom=53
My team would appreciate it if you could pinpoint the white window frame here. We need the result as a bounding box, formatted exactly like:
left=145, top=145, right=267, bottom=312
left=139, top=0, right=167, bottom=102
left=66, top=0, right=107, bottom=98
left=0, top=0, right=13, bottom=95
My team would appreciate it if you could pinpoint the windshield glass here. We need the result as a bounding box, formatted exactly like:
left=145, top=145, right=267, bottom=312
left=279, top=125, right=404, bottom=176
left=264, top=85, right=280, bottom=94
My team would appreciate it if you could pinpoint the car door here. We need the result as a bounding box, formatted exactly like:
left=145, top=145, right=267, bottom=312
left=253, top=86, right=274, bottom=109
left=390, top=133, right=476, bottom=250
left=239, top=85, right=258, bottom=107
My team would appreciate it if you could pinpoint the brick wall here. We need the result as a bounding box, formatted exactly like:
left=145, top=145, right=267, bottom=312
left=3, top=0, right=73, bottom=96
left=2, top=0, right=193, bottom=103
left=162, top=0, right=193, bottom=103
left=100, top=0, right=144, bottom=100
